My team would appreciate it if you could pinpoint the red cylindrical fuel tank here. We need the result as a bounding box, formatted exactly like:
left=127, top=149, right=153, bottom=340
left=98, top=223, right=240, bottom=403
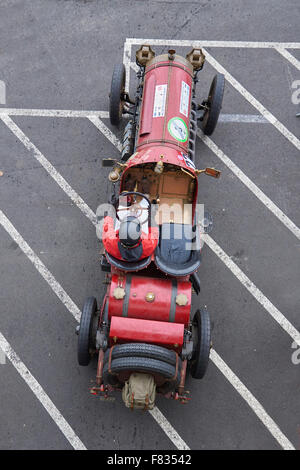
left=108, top=273, right=191, bottom=326
left=137, top=53, right=193, bottom=153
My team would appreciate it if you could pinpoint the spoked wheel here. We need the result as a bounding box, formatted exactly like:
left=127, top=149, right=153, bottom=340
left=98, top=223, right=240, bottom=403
left=201, top=74, right=225, bottom=136
left=109, top=63, right=126, bottom=126
left=190, top=308, right=211, bottom=379
left=77, top=297, right=99, bottom=366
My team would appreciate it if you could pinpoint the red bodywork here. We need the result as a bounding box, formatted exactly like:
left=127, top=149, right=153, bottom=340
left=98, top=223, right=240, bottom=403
left=107, top=56, right=196, bottom=349
left=122, top=56, right=198, bottom=199
left=108, top=274, right=191, bottom=326
left=109, top=317, right=184, bottom=352
left=98, top=53, right=200, bottom=399
left=138, top=58, right=193, bottom=152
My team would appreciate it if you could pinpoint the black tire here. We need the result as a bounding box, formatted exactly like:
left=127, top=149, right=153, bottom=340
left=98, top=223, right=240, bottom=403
left=109, top=63, right=126, bottom=126
left=103, top=356, right=181, bottom=386
left=77, top=297, right=97, bottom=366
left=201, top=74, right=225, bottom=136
left=104, top=343, right=179, bottom=367
left=190, top=308, right=211, bottom=379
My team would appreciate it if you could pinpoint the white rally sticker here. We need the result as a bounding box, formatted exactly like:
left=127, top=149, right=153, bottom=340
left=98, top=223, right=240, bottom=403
left=179, top=81, right=190, bottom=117
left=153, top=84, right=167, bottom=117
left=178, top=152, right=195, bottom=169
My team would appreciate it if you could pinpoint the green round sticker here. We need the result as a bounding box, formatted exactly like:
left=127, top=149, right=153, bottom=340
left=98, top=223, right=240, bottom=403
left=168, top=117, right=188, bottom=142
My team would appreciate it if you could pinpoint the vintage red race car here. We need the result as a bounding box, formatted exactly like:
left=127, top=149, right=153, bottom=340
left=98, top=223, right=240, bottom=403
left=76, top=45, right=224, bottom=409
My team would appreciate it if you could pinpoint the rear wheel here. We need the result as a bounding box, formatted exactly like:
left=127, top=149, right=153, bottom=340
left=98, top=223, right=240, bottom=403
left=77, top=297, right=98, bottom=366
left=201, top=74, right=225, bottom=136
left=109, top=63, right=126, bottom=126
left=190, top=308, right=211, bottom=379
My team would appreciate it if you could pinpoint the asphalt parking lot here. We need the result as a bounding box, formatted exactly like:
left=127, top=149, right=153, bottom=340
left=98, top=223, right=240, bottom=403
left=0, top=0, right=299, bottom=451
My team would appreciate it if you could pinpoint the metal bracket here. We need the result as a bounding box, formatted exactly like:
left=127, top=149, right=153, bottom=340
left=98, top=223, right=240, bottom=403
left=136, top=45, right=155, bottom=67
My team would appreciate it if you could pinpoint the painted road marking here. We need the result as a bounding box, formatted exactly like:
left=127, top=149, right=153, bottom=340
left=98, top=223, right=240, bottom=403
left=9, top=116, right=300, bottom=446
left=148, top=407, right=190, bottom=450
left=0, top=208, right=292, bottom=450
left=3, top=113, right=298, bottom=344
left=125, top=39, right=300, bottom=49
left=275, top=48, right=300, bottom=70
left=0, top=330, right=86, bottom=450
left=0, top=36, right=298, bottom=446
left=0, top=208, right=189, bottom=451
left=217, top=114, right=268, bottom=123
left=0, top=108, right=109, bottom=118
left=0, top=37, right=297, bottom=451
left=0, top=210, right=81, bottom=322
left=210, top=349, right=295, bottom=450
left=0, top=80, right=5, bottom=104
left=0, top=115, right=97, bottom=226
left=91, top=117, right=300, bottom=344
left=203, top=234, right=300, bottom=344
left=88, top=115, right=122, bottom=151
left=197, top=130, right=300, bottom=241
left=202, top=47, right=300, bottom=152
left=126, top=39, right=300, bottom=152
left=1, top=113, right=297, bottom=446
left=0, top=107, right=268, bottom=124
left=129, top=56, right=300, bottom=241
left=123, top=40, right=132, bottom=94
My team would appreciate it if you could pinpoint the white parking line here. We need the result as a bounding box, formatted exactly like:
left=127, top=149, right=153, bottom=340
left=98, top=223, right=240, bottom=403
left=198, top=131, right=300, bottom=241
left=0, top=210, right=81, bottom=322
left=126, top=39, right=300, bottom=152
left=0, top=330, right=86, bottom=450
left=90, top=118, right=300, bottom=343
left=201, top=48, right=300, bottom=152
left=2, top=110, right=299, bottom=343
left=123, top=40, right=132, bottom=94
left=203, top=234, right=300, bottom=344
left=88, top=116, right=122, bottom=152
left=218, top=114, right=268, bottom=123
left=125, top=39, right=300, bottom=49
left=0, top=106, right=267, bottom=124
left=0, top=36, right=297, bottom=451
left=0, top=108, right=109, bottom=118
left=0, top=209, right=292, bottom=450
left=149, top=407, right=190, bottom=450
left=210, top=350, right=295, bottom=450
left=0, top=115, right=97, bottom=226
left=1, top=114, right=297, bottom=449
left=0, top=208, right=189, bottom=451
left=275, top=48, right=300, bottom=71
left=128, top=61, right=300, bottom=240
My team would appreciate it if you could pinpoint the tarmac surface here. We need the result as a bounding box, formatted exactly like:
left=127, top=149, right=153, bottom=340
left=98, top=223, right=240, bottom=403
left=0, top=0, right=299, bottom=450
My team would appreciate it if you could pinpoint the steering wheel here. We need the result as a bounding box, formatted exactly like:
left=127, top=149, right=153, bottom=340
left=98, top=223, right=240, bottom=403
left=116, top=191, right=151, bottom=227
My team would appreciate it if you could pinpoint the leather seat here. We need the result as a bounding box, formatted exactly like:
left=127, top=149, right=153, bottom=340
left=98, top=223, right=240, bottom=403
left=105, top=252, right=152, bottom=272
left=155, top=223, right=201, bottom=276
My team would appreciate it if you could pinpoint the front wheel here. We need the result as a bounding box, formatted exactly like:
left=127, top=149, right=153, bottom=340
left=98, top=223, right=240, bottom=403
left=190, top=308, right=211, bottom=379
left=77, top=297, right=98, bottom=366
left=109, top=63, right=126, bottom=126
left=201, top=74, right=225, bottom=136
